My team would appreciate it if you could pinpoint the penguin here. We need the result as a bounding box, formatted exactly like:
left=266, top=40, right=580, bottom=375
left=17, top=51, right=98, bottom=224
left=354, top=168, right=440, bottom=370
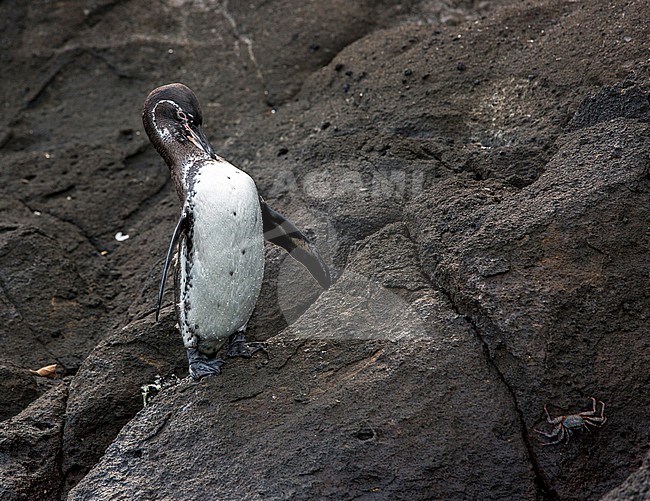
left=142, top=83, right=331, bottom=380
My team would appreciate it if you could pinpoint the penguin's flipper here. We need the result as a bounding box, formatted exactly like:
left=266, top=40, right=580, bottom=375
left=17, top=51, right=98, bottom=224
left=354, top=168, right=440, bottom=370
left=259, top=197, right=332, bottom=289
left=157, top=210, right=188, bottom=321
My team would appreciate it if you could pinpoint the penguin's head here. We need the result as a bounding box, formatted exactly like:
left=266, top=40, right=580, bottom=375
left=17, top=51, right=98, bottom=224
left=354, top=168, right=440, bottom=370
left=142, top=83, right=216, bottom=168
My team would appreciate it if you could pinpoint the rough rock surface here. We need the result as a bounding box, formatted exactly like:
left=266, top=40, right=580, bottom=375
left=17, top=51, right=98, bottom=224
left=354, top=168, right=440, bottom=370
left=69, top=225, right=536, bottom=499
left=0, top=381, right=70, bottom=500
left=602, top=449, right=650, bottom=501
left=1, top=0, right=648, bottom=499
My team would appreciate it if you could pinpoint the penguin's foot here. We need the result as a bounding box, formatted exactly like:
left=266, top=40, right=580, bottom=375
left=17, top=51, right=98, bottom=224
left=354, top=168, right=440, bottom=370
left=186, top=348, right=225, bottom=380
left=226, top=332, right=267, bottom=359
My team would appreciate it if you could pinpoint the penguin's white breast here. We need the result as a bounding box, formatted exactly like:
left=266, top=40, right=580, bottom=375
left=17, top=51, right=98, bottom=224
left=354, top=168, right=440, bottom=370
left=183, top=160, right=264, bottom=341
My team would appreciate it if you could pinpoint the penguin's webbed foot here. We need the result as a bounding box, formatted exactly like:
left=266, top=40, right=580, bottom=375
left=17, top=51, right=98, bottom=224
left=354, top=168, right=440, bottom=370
left=186, top=348, right=225, bottom=380
left=226, top=332, right=267, bottom=359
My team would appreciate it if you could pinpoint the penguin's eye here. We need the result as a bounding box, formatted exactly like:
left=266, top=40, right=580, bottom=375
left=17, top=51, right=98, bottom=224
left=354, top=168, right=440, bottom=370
left=177, top=110, right=188, bottom=121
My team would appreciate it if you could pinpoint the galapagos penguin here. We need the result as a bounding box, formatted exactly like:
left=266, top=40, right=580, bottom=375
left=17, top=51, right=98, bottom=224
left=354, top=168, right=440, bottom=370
left=142, top=83, right=331, bottom=380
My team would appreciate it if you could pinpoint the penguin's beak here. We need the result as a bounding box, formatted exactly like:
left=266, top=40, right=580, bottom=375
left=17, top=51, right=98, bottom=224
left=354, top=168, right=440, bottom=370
left=185, top=124, right=217, bottom=160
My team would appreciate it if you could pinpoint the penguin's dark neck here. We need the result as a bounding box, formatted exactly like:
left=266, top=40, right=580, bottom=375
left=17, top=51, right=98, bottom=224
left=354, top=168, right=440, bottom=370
left=170, top=150, right=214, bottom=203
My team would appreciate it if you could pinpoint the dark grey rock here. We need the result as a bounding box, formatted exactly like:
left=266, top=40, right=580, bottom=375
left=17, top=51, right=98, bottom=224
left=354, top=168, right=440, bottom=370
left=0, top=0, right=648, bottom=499
left=405, top=119, right=650, bottom=498
left=602, top=449, right=650, bottom=501
left=0, top=381, right=69, bottom=501
left=70, top=225, right=535, bottom=499
left=0, top=218, right=106, bottom=372
left=61, top=312, right=186, bottom=495
left=568, top=75, right=650, bottom=131
left=0, top=362, right=40, bottom=422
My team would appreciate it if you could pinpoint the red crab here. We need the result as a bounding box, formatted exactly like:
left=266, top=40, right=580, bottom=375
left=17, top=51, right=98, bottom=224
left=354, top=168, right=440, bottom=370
left=535, top=397, right=607, bottom=445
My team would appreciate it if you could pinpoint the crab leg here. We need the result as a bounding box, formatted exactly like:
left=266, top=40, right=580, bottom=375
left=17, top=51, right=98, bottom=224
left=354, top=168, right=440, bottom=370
left=580, top=397, right=598, bottom=416
left=544, top=405, right=564, bottom=424
left=536, top=426, right=562, bottom=438
left=585, top=401, right=607, bottom=424
left=540, top=426, right=566, bottom=446
left=585, top=415, right=607, bottom=426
